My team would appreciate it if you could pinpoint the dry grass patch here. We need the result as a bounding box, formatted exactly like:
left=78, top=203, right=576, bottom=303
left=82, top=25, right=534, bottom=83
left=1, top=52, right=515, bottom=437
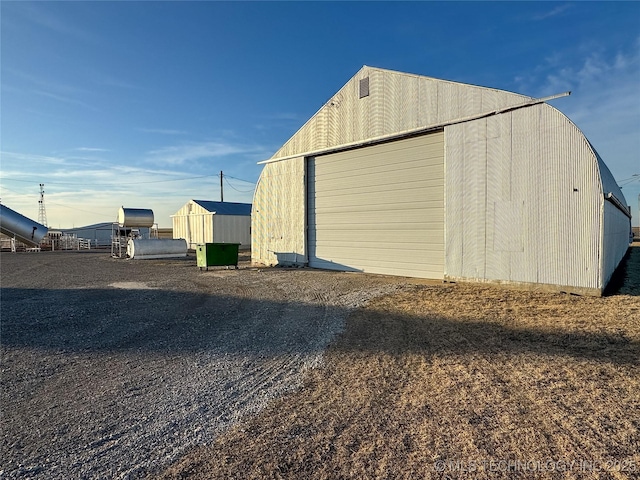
left=155, top=246, right=640, bottom=479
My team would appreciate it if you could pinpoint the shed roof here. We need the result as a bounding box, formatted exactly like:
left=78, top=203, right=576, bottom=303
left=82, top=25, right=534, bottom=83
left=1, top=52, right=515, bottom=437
left=192, top=200, right=252, bottom=216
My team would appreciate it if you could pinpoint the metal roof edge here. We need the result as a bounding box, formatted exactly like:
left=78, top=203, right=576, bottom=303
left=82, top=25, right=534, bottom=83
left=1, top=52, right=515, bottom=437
left=190, top=199, right=252, bottom=215
left=346, top=65, right=534, bottom=109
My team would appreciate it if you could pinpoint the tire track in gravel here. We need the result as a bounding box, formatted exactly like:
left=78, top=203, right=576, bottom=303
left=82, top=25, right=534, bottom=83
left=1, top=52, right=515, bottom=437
left=1, top=252, right=409, bottom=479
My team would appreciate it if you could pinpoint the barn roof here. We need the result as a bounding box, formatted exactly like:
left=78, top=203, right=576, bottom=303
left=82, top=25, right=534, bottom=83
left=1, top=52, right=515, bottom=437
left=192, top=200, right=252, bottom=216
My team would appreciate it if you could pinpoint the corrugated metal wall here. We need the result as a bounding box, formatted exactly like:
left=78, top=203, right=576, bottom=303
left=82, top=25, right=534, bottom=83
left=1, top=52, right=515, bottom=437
left=213, top=215, right=250, bottom=247
left=594, top=149, right=632, bottom=286
left=254, top=66, right=529, bottom=268
left=271, top=66, right=530, bottom=160
left=602, top=201, right=631, bottom=287
left=251, top=157, right=306, bottom=265
left=445, top=103, right=605, bottom=294
left=172, top=201, right=213, bottom=249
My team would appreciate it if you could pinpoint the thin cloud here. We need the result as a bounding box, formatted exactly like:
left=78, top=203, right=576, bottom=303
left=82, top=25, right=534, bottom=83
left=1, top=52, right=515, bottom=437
left=514, top=39, right=639, bottom=99
left=533, top=4, right=573, bottom=21
left=95, top=74, right=138, bottom=90
left=32, top=89, right=99, bottom=112
left=0, top=145, right=258, bottom=227
left=0, top=150, right=213, bottom=183
left=139, top=128, right=189, bottom=136
left=0, top=151, right=69, bottom=167
left=5, top=68, right=92, bottom=96
left=0, top=160, right=245, bottom=228
left=146, top=141, right=264, bottom=165
left=260, top=112, right=301, bottom=121
left=0, top=151, right=115, bottom=174
left=74, top=147, right=110, bottom=152
left=9, top=2, right=96, bottom=43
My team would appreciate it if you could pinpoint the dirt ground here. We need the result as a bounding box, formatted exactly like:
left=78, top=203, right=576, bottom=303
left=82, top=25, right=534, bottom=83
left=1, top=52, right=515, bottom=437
left=2, top=245, right=639, bottom=479
left=157, top=244, right=640, bottom=480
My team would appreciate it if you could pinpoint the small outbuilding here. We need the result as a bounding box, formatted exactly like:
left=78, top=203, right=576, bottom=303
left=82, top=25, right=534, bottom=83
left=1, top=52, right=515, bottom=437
left=252, top=66, right=631, bottom=296
left=171, top=200, right=251, bottom=249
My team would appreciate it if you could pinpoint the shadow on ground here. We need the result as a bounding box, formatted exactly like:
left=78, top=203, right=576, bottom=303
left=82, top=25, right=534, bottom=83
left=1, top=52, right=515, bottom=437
left=2, top=285, right=637, bottom=365
left=1, top=287, right=333, bottom=356
left=604, top=242, right=640, bottom=296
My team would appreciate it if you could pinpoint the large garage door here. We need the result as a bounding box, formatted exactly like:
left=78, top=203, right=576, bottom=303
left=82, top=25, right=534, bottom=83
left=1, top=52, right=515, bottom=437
left=307, top=132, right=444, bottom=278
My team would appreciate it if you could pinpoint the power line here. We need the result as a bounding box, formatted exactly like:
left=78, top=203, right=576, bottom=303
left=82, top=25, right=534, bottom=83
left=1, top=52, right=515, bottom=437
left=45, top=201, right=114, bottom=217
left=617, top=174, right=639, bottom=187
left=225, top=174, right=257, bottom=185
left=0, top=174, right=217, bottom=186
left=0, top=191, right=113, bottom=218
left=2, top=172, right=257, bottom=188
left=0, top=185, right=33, bottom=197
left=224, top=176, right=255, bottom=193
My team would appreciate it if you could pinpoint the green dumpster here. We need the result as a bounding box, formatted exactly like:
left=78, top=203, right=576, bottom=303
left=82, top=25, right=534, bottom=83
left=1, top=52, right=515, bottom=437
left=196, top=243, right=240, bottom=270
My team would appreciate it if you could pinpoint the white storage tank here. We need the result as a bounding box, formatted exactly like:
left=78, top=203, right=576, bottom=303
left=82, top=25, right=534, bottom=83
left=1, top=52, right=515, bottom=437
left=127, top=238, right=187, bottom=259
left=118, top=207, right=154, bottom=227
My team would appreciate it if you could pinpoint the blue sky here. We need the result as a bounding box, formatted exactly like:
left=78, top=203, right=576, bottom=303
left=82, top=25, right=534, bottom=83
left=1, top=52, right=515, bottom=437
left=1, top=1, right=639, bottom=228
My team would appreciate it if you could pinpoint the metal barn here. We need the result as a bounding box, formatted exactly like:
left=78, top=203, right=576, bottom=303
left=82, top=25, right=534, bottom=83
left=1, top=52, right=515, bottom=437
left=62, top=222, right=120, bottom=248
left=172, top=200, right=251, bottom=250
left=252, top=66, right=631, bottom=295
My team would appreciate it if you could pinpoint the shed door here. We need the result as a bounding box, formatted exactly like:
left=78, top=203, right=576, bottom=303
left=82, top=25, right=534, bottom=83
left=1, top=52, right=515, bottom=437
left=307, top=132, right=444, bottom=279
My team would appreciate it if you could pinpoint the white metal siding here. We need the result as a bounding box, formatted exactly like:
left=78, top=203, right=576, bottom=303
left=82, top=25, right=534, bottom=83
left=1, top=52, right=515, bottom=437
left=445, top=103, right=604, bottom=293
left=271, top=66, right=529, bottom=161
left=172, top=202, right=214, bottom=249
left=595, top=150, right=631, bottom=287
left=601, top=201, right=631, bottom=288
left=173, top=213, right=213, bottom=249
left=213, top=215, right=251, bottom=247
left=173, top=200, right=250, bottom=249
left=308, top=132, right=444, bottom=278
left=251, top=157, right=306, bottom=266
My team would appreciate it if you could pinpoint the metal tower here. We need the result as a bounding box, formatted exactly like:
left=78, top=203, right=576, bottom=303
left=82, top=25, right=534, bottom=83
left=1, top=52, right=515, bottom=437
left=38, top=183, right=48, bottom=227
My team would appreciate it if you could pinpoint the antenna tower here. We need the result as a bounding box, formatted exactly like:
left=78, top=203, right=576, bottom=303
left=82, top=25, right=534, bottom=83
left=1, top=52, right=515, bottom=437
left=38, top=183, right=48, bottom=227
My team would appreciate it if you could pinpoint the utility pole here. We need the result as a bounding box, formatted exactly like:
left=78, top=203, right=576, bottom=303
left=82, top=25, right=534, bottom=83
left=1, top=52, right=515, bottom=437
left=220, top=170, right=224, bottom=202
left=38, top=183, right=48, bottom=227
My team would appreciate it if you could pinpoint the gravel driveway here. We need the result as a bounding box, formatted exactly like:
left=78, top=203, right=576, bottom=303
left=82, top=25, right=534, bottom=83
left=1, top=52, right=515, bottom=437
left=1, top=250, right=406, bottom=479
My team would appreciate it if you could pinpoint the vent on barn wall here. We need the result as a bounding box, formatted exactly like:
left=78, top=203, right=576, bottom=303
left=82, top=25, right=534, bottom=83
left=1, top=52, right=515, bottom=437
left=359, top=77, right=370, bottom=98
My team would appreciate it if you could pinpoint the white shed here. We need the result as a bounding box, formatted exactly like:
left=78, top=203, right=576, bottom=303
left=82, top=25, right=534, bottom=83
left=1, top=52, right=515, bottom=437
left=171, top=200, right=251, bottom=249
left=252, top=66, right=631, bottom=296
